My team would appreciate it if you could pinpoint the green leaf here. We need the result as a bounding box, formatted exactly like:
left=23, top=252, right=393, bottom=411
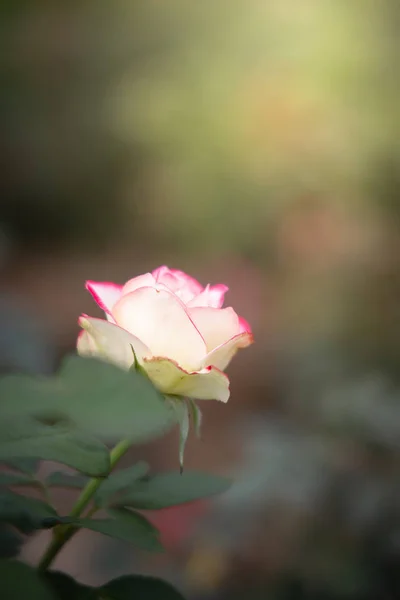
left=43, top=571, right=94, bottom=600
left=74, top=508, right=163, bottom=552
left=188, top=399, right=202, bottom=439
left=111, top=471, right=232, bottom=510
left=58, top=356, right=175, bottom=441
left=170, top=400, right=189, bottom=472
left=129, top=346, right=150, bottom=380
left=0, top=417, right=110, bottom=476
left=0, top=525, right=23, bottom=559
left=45, top=472, right=89, bottom=490
left=0, top=490, right=58, bottom=533
left=0, top=355, right=176, bottom=443
left=0, top=559, right=57, bottom=600
left=94, top=462, right=149, bottom=506
left=0, top=472, right=37, bottom=488
left=1, top=458, right=39, bottom=475
left=98, top=574, right=186, bottom=600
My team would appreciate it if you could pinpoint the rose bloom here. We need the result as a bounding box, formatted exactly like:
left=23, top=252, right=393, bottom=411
left=77, top=266, right=253, bottom=402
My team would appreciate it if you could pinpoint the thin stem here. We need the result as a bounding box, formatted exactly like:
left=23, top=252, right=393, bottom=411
left=37, top=438, right=131, bottom=572
left=40, top=484, right=52, bottom=506
left=83, top=504, right=99, bottom=519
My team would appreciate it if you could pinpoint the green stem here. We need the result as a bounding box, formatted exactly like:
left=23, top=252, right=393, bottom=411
left=37, top=438, right=131, bottom=572
left=83, top=504, right=99, bottom=519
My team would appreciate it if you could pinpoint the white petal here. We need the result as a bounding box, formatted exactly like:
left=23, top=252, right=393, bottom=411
left=121, top=273, right=156, bottom=295
left=153, top=266, right=203, bottom=294
left=77, top=316, right=151, bottom=370
left=187, top=307, right=240, bottom=352
left=112, top=287, right=206, bottom=370
left=187, top=284, right=229, bottom=308
left=203, top=332, right=254, bottom=371
left=152, top=265, right=203, bottom=303
left=86, top=281, right=123, bottom=316
left=143, top=358, right=230, bottom=402
left=77, top=329, right=98, bottom=355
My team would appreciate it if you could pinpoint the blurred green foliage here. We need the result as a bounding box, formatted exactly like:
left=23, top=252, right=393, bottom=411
left=1, top=0, right=398, bottom=255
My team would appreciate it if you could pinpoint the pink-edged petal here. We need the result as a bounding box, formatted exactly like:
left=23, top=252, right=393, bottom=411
left=77, top=329, right=98, bottom=355
left=169, top=268, right=203, bottom=294
left=173, top=366, right=230, bottom=402
left=203, top=331, right=254, bottom=371
left=187, top=306, right=240, bottom=352
left=152, top=265, right=171, bottom=280
left=239, top=315, right=252, bottom=333
left=77, top=315, right=151, bottom=370
left=112, top=287, right=206, bottom=370
left=121, top=272, right=156, bottom=296
left=143, top=357, right=230, bottom=402
left=152, top=267, right=179, bottom=290
left=152, top=265, right=203, bottom=302
left=187, top=284, right=229, bottom=308
left=86, top=281, right=123, bottom=317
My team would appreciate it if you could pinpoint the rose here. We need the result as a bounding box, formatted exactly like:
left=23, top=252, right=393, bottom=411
left=77, top=265, right=253, bottom=402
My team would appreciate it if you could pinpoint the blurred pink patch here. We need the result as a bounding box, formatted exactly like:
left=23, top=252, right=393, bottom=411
left=143, top=501, right=208, bottom=550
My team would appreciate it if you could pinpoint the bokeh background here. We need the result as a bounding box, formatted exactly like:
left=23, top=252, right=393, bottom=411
left=1, top=1, right=400, bottom=598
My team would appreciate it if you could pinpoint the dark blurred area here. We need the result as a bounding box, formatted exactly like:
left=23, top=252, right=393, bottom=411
left=1, top=1, right=400, bottom=598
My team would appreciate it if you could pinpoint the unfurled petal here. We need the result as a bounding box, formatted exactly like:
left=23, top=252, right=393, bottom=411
left=77, top=329, right=98, bottom=355
left=112, top=287, right=206, bottom=370
left=173, top=366, right=230, bottom=402
left=187, top=284, right=229, bottom=308
left=77, top=315, right=151, bottom=369
left=239, top=316, right=252, bottom=333
left=187, top=306, right=240, bottom=352
left=203, top=331, right=254, bottom=371
left=86, top=281, right=123, bottom=317
left=143, top=357, right=230, bottom=402
left=122, top=272, right=156, bottom=296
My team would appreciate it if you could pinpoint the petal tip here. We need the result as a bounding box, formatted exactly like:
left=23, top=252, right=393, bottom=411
left=78, top=314, right=89, bottom=327
left=85, top=280, right=123, bottom=315
left=239, top=316, right=253, bottom=335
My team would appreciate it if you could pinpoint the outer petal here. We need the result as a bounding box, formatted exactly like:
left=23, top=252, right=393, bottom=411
left=112, top=287, right=206, bottom=370
left=143, top=357, right=230, bottom=402
left=77, top=329, right=98, bottom=355
left=187, top=284, right=229, bottom=308
left=86, top=281, right=123, bottom=317
left=122, top=272, right=156, bottom=296
left=202, top=331, right=254, bottom=371
left=77, top=315, right=151, bottom=370
left=239, top=315, right=252, bottom=333
left=187, top=306, right=240, bottom=352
